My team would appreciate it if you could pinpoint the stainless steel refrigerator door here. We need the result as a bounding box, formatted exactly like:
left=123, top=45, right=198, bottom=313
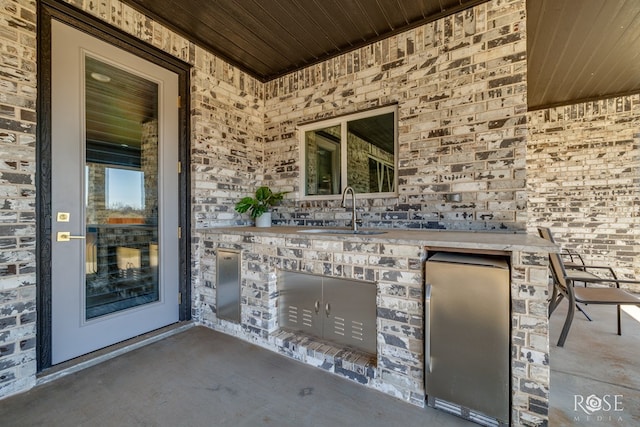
left=425, top=253, right=510, bottom=423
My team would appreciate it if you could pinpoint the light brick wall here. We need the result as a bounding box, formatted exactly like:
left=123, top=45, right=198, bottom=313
left=527, top=95, right=640, bottom=291
left=190, top=51, right=264, bottom=228
left=0, top=0, right=37, bottom=398
left=510, top=250, right=550, bottom=426
left=264, top=0, right=528, bottom=232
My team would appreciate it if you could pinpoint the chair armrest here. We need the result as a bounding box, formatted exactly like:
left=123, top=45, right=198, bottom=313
left=570, top=264, right=618, bottom=280
left=580, top=265, right=616, bottom=270
left=564, top=275, right=640, bottom=285
left=562, top=248, right=584, bottom=264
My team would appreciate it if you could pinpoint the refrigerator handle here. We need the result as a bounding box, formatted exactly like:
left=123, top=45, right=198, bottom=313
left=424, top=284, right=432, bottom=374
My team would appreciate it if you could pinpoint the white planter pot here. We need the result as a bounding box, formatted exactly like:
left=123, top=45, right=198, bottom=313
left=255, top=212, right=272, bottom=228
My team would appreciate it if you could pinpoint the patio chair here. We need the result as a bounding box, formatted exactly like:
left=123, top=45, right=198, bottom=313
left=538, top=227, right=640, bottom=347
left=539, top=229, right=596, bottom=321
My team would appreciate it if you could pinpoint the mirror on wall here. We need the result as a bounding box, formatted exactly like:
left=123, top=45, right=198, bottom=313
left=302, top=107, right=397, bottom=197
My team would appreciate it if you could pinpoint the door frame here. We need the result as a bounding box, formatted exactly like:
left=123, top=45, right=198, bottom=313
left=37, top=0, right=191, bottom=371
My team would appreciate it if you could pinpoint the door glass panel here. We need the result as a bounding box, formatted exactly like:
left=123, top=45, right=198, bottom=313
left=84, top=55, right=160, bottom=319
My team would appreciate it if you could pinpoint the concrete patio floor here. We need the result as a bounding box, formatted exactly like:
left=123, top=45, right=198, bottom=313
left=0, top=302, right=638, bottom=426
left=548, top=301, right=640, bottom=426
left=0, top=326, right=473, bottom=427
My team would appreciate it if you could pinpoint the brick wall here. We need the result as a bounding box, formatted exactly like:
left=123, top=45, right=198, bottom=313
left=527, top=95, right=640, bottom=291
left=0, top=0, right=37, bottom=398
left=190, top=52, right=264, bottom=228
left=264, top=0, right=528, bottom=232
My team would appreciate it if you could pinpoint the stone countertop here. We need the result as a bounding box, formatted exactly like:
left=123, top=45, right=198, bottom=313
left=197, top=226, right=558, bottom=254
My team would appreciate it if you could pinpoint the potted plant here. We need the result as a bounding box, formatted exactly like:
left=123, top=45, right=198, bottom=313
left=234, top=186, right=288, bottom=227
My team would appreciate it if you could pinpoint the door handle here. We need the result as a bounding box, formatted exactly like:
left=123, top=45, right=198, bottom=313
left=314, top=300, right=320, bottom=314
left=57, top=231, right=86, bottom=242
left=325, top=302, right=330, bottom=317
left=424, top=284, right=432, bottom=374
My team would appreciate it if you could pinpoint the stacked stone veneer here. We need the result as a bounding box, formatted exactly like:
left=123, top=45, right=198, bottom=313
left=527, top=94, right=640, bottom=291
left=264, top=0, right=528, bottom=232
left=199, top=230, right=551, bottom=426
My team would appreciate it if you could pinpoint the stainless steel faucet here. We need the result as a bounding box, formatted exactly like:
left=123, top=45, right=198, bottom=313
left=341, top=186, right=362, bottom=232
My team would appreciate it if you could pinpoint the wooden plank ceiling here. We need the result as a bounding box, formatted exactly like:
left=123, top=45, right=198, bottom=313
left=527, top=0, right=640, bottom=109
left=122, top=0, right=487, bottom=78
left=121, top=0, right=640, bottom=110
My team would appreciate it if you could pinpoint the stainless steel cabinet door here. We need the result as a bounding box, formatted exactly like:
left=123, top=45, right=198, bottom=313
left=216, top=250, right=241, bottom=323
left=278, top=272, right=323, bottom=338
left=322, top=277, right=377, bottom=354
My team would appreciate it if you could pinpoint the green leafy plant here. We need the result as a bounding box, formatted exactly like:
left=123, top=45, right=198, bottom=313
left=234, top=186, right=288, bottom=219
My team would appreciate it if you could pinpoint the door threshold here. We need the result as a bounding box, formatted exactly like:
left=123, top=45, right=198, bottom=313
left=37, top=321, right=195, bottom=386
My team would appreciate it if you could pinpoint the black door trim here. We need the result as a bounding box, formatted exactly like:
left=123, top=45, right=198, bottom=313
left=37, top=0, right=191, bottom=371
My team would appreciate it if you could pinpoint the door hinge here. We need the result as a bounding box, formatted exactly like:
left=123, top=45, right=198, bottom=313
left=177, top=95, right=182, bottom=108
left=178, top=226, right=182, bottom=239
left=178, top=161, right=182, bottom=174
left=178, top=292, right=182, bottom=304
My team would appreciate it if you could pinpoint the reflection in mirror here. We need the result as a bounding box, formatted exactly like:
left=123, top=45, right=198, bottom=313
left=305, top=125, right=341, bottom=196
left=301, top=107, right=397, bottom=197
left=347, top=112, right=395, bottom=193
left=84, top=55, right=160, bottom=319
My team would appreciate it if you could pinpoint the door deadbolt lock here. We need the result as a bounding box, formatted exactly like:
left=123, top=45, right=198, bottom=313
left=56, top=231, right=86, bottom=242
left=56, top=212, right=70, bottom=222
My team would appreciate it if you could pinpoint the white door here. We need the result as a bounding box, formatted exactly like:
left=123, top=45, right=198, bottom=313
left=51, top=20, right=180, bottom=364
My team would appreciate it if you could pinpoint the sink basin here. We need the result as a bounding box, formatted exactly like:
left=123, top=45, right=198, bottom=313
left=297, top=228, right=386, bottom=235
